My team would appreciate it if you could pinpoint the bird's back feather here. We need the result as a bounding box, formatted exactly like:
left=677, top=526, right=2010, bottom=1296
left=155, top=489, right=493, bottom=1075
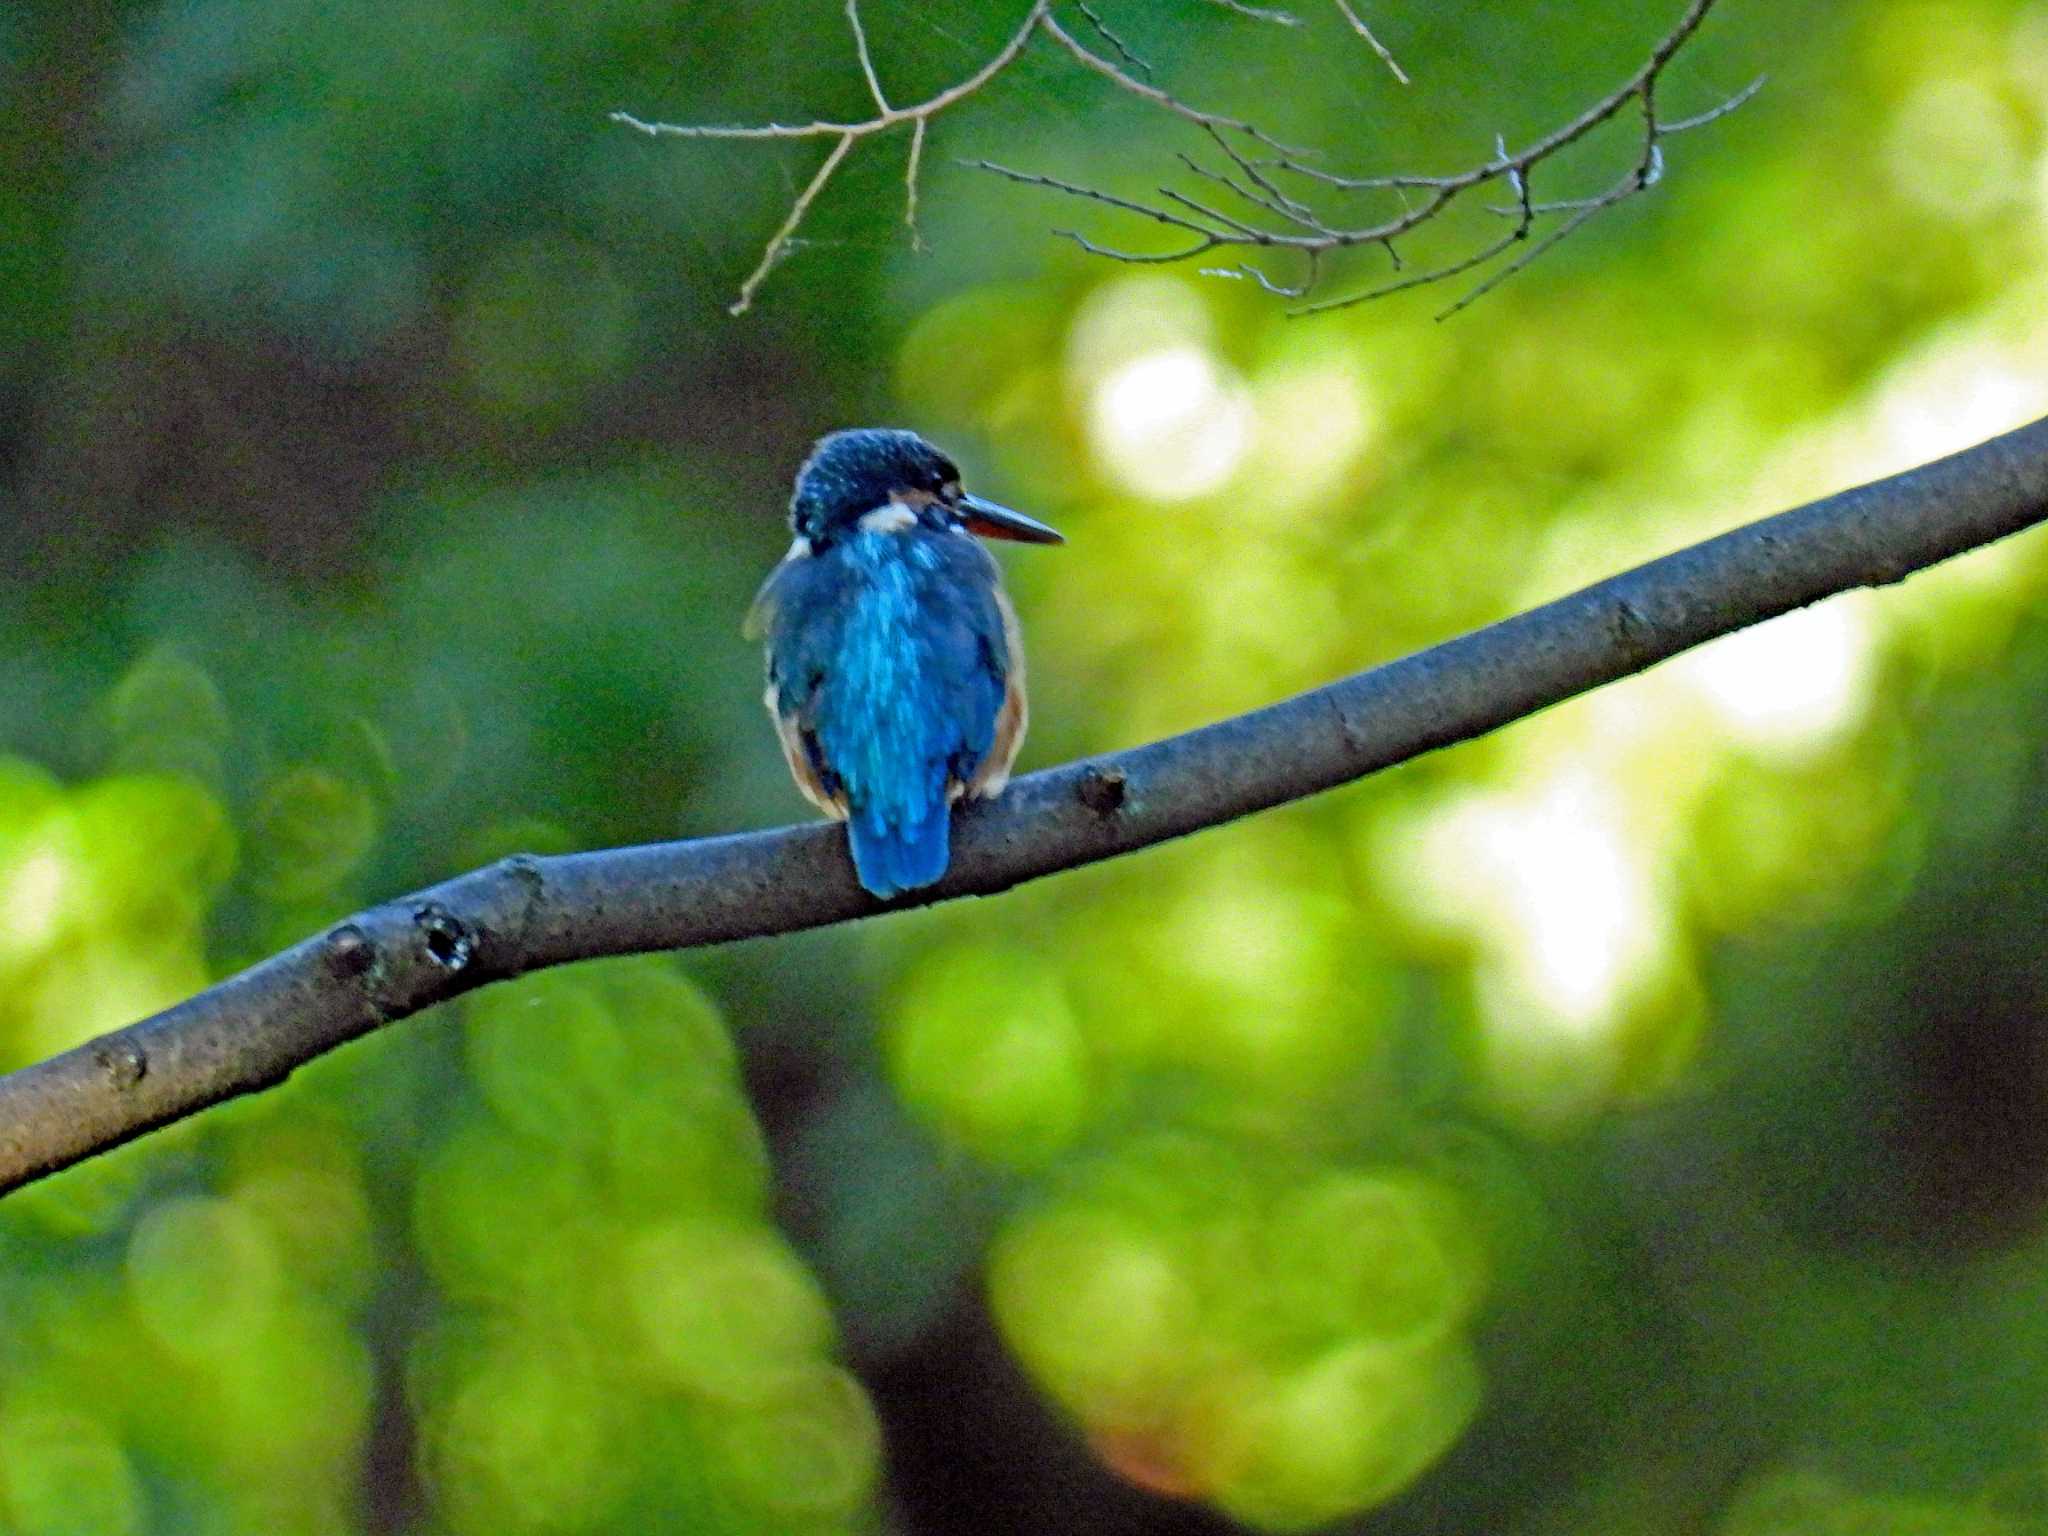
left=756, top=526, right=1018, bottom=897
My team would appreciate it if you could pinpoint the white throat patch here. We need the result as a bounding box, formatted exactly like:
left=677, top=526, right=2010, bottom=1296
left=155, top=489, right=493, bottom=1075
left=857, top=501, right=920, bottom=534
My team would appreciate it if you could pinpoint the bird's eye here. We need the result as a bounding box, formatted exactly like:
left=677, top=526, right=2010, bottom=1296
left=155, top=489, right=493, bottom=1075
left=939, top=478, right=962, bottom=502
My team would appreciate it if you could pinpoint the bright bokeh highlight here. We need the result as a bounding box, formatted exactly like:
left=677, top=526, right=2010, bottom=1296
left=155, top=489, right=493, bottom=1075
left=991, top=1142, right=1485, bottom=1532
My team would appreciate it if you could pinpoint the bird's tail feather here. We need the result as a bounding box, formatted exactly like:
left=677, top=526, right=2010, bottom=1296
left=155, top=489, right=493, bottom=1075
left=847, top=803, right=951, bottom=898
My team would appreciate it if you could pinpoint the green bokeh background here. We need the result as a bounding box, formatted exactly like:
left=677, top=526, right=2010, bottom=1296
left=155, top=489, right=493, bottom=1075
left=2, top=0, right=2047, bottom=1531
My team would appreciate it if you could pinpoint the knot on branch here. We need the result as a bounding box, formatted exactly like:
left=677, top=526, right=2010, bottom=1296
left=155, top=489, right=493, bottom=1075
left=412, top=904, right=477, bottom=973
left=90, top=1035, right=147, bottom=1091
left=324, top=922, right=377, bottom=980
left=1608, top=596, right=1655, bottom=661
left=495, top=853, right=547, bottom=920
left=1077, top=765, right=1129, bottom=816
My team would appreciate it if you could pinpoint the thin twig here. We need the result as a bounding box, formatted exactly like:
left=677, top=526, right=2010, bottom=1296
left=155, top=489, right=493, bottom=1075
left=611, top=0, right=1048, bottom=142
left=1176, top=150, right=1328, bottom=233
left=1199, top=120, right=1325, bottom=228
left=1074, top=0, right=1152, bottom=76
left=1297, top=221, right=1526, bottom=313
left=969, top=159, right=1219, bottom=238
left=1265, top=0, right=1721, bottom=191
left=1200, top=253, right=1319, bottom=296
left=905, top=116, right=928, bottom=250
left=1038, top=10, right=1312, bottom=157
left=970, top=158, right=1229, bottom=264
left=1434, top=185, right=1613, bottom=320
left=1661, top=74, right=1768, bottom=133
left=612, top=1, right=1048, bottom=308
left=1331, top=0, right=1408, bottom=84
left=1160, top=185, right=1267, bottom=237
left=846, top=0, right=890, bottom=113
left=729, top=132, right=855, bottom=316
left=1205, top=0, right=1300, bottom=24
left=1057, top=228, right=1221, bottom=263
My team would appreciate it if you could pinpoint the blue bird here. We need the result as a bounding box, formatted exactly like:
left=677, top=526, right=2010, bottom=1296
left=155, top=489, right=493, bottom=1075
left=746, top=428, right=1063, bottom=898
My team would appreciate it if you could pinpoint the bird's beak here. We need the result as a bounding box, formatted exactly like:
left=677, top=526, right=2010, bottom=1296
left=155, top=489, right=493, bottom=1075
left=958, top=493, right=1064, bottom=545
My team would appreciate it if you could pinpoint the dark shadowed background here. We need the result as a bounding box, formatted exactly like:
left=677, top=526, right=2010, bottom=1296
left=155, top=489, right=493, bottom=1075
left=1, top=0, right=2047, bottom=1531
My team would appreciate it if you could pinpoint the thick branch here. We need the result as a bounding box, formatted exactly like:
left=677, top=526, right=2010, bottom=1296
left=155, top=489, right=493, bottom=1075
left=4, top=417, right=2047, bottom=1195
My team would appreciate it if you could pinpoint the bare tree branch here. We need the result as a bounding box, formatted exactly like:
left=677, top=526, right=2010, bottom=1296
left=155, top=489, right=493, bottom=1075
left=1429, top=186, right=1615, bottom=320
left=3, top=418, right=2046, bottom=1198
left=1659, top=73, right=1768, bottom=135
left=1073, top=0, right=1152, bottom=77
left=612, top=0, right=1745, bottom=314
left=1036, top=10, right=1310, bottom=156
left=722, top=132, right=857, bottom=317
left=904, top=116, right=928, bottom=250
left=846, top=0, right=891, bottom=115
left=1331, top=0, right=1408, bottom=84
left=611, top=0, right=1051, bottom=314
left=1204, top=0, right=1299, bottom=25
left=1028, top=0, right=1758, bottom=318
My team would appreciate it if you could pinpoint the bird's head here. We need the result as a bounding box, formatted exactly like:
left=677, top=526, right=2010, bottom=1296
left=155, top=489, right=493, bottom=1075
left=788, top=428, right=1063, bottom=549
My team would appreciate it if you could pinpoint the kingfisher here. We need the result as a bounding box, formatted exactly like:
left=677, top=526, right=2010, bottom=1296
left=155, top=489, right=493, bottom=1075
left=746, top=428, right=1063, bottom=898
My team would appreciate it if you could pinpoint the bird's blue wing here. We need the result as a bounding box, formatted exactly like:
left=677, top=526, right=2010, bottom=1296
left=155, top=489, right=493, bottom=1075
left=904, top=535, right=1012, bottom=793
left=753, top=553, right=846, bottom=815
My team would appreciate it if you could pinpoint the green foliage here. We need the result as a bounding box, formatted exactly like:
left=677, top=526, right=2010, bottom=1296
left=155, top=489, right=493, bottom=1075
left=1, top=0, right=2047, bottom=1532
left=990, top=1141, right=1484, bottom=1526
